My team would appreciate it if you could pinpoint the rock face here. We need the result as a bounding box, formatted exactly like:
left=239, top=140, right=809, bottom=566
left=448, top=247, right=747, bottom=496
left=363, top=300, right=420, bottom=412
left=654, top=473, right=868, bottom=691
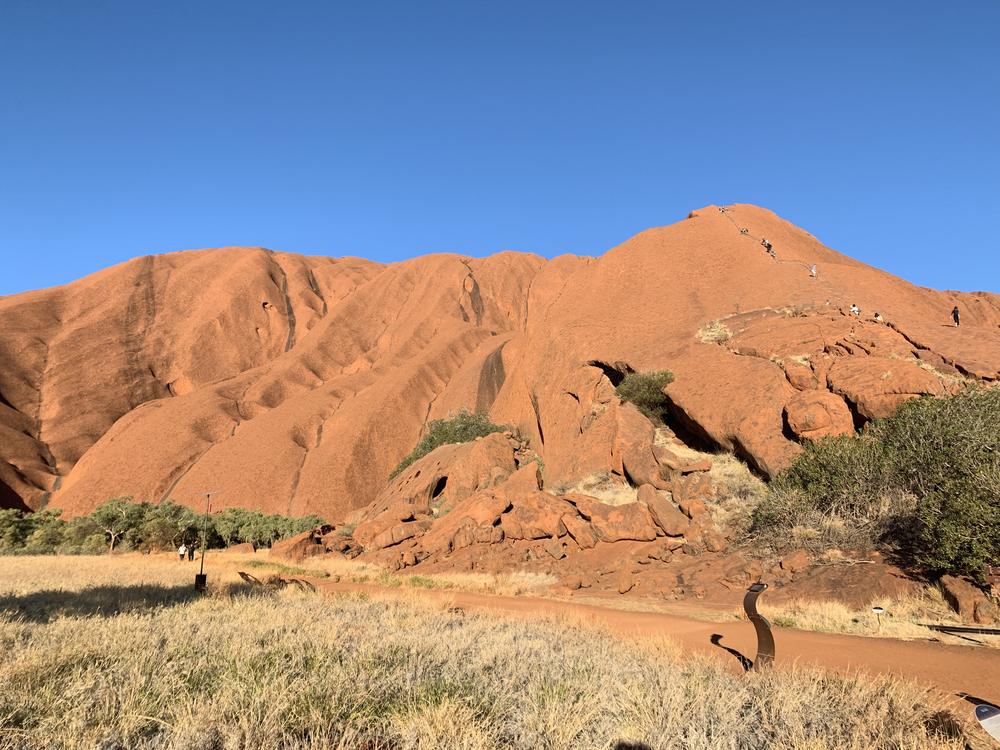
left=1, top=205, right=998, bottom=519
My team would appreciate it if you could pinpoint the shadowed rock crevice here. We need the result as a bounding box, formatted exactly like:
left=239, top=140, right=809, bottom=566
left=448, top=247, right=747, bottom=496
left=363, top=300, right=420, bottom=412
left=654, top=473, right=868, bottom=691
left=0, top=471, right=31, bottom=511
left=266, top=251, right=297, bottom=353
left=587, top=360, right=632, bottom=387
left=475, top=342, right=507, bottom=413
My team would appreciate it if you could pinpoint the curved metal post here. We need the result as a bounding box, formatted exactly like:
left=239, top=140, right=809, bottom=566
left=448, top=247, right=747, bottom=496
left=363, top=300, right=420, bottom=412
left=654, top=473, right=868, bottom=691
left=743, top=582, right=775, bottom=670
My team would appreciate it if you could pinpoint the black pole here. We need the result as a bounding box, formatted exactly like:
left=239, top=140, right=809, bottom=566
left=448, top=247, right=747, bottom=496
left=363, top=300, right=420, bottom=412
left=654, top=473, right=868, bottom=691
left=195, top=492, right=212, bottom=591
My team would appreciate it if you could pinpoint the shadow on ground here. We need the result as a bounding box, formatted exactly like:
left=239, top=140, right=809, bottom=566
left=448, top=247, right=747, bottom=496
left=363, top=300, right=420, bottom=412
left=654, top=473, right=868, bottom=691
left=710, top=633, right=753, bottom=671
left=0, top=583, right=202, bottom=624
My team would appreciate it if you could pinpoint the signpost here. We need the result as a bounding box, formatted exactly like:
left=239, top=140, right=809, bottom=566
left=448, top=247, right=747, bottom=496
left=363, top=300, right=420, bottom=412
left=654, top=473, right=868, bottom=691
left=194, top=491, right=217, bottom=592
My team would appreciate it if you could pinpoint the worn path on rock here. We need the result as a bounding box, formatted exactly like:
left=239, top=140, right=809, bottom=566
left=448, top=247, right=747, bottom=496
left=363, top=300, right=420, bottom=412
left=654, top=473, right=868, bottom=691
left=310, top=577, right=1000, bottom=701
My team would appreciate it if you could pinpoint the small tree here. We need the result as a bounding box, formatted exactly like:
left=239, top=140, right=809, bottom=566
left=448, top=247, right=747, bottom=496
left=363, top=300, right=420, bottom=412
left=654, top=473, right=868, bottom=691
left=90, top=497, right=150, bottom=552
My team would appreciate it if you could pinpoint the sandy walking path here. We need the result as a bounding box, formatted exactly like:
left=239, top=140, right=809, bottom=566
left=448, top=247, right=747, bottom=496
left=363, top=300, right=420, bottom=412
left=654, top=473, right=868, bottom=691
left=311, top=578, right=1000, bottom=703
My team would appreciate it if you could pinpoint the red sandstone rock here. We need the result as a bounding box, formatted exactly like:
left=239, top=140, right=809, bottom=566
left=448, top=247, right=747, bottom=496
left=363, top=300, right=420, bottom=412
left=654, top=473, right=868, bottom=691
left=780, top=549, right=811, bottom=574
left=369, top=520, right=433, bottom=551
left=418, top=490, right=511, bottom=555
left=500, top=492, right=573, bottom=540
left=638, top=484, right=689, bottom=537
left=561, top=514, right=598, bottom=549
left=678, top=498, right=707, bottom=520
left=2, top=204, right=998, bottom=519
left=939, top=575, right=996, bottom=625
left=570, top=496, right=659, bottom=543
left=827, top=357, right=944, bottom=420
left=270, top=530, right=325, bottom=562
left=617, top=569, right=635, bottom=594
left=784, top=390, right=855, bottom=442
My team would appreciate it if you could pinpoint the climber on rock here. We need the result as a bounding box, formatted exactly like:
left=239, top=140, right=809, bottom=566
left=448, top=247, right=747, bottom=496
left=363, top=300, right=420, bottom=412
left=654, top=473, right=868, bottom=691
left=952, top=306, right=961, bottom=326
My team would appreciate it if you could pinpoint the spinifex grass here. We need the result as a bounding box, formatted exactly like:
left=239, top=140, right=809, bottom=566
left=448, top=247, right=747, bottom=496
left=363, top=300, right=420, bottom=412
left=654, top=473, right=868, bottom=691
left=0, top=556, right=970, bottom=749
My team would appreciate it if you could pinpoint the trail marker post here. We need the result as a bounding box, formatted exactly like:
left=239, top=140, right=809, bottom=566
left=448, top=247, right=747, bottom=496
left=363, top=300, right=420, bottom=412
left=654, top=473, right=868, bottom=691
left=872, top=606, right=885, bottom=633
left=195, top=491, right=217, bottom=592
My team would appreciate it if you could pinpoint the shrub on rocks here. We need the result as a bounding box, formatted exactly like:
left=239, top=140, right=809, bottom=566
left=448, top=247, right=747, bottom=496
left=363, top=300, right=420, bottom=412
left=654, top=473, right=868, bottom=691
left=753, top=386, right=1000, bottom=580
left=614, top=370, right=675, bottom=422
left=389, top=409, right=512, bottom=480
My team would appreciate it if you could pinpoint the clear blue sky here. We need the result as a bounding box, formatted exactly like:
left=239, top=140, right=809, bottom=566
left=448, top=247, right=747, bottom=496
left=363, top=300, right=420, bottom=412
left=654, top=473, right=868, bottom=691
left=1, top=0, right=997, bottom=296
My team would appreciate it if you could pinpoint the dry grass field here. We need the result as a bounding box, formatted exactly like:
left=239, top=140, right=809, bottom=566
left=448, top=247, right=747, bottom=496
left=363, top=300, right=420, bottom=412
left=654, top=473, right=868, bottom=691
left=0, top=554, right=975, bottom=749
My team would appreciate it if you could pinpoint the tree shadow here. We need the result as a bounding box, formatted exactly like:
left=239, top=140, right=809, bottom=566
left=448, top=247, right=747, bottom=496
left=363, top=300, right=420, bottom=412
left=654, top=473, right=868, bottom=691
left=710, top=633, right=753, bottom=672
left=0, top=583, right=201, bottom=624
left=614, top=743, right=652, bottom=750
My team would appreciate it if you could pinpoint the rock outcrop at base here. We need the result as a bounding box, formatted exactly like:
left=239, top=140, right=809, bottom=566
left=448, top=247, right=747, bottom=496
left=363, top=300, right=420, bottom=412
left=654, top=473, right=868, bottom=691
left=1, top=204, right=998, bottom=518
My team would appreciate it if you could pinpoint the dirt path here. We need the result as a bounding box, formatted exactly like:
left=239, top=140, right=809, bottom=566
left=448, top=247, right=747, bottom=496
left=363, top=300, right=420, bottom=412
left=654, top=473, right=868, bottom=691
left=311, top=578, right=1000, bottom=702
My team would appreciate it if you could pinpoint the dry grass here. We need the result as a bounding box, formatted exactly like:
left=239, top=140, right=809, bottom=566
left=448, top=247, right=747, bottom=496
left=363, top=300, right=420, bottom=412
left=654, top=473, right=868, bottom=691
left=696, top=319, right=732, bottom=344
left=706, top=453, right=767, bottom=536
left=0, top=556, right=971, bottom=750
left=548, top=472, right=638, bottom=506
left=755, top=588, right=999, bottom=648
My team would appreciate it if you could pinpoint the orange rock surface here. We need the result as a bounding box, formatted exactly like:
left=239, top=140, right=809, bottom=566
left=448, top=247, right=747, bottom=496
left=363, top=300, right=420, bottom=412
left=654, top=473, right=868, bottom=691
left=1, top=205, right=997, bottom=523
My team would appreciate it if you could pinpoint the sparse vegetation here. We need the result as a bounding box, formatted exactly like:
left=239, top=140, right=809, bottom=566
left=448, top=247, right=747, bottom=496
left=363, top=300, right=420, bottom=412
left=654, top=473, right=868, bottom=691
left=389, top=409, right=512, bottom=480
left=0, top=500, right=323, bottom=555
left=696, top=319, right=732, bottom=343
left=0, top=555, right=970, bottom=750
left=753, top=387, right=1000, bottom=579
left=755, top=587, right=997, bottom=646
left=614, top=370, right=675, bottom=422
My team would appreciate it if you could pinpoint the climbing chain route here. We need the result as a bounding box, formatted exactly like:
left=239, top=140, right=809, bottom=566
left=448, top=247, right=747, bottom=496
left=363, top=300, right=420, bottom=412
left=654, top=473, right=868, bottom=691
left=716, top=206, right=859, bottom=319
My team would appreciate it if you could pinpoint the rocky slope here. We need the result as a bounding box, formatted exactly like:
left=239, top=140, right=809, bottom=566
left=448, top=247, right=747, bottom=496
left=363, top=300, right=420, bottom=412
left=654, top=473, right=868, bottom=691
left=2, top=205, right=998, bottom=527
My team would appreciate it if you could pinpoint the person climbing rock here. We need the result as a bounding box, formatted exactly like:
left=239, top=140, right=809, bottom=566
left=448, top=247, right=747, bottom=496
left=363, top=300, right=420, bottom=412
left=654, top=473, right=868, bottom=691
left=952, top=306, right=961, bottom=326
left=850, top=303, right=860, bottom=316
left=873, top=312, right=884, bottom=323
left=761, top=238, right=775, bottom=258
left=809, top=264, right=817, bottom=278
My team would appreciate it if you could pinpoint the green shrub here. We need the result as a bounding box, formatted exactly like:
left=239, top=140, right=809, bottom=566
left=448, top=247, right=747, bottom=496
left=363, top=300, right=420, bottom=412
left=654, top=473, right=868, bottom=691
left=615, top=370, right=675, bottom=422
left=389, top=410, right=511, bottom=480
left=753, top=386, right=1000, bottom=579
left=0, top=499, right=325, bottom=555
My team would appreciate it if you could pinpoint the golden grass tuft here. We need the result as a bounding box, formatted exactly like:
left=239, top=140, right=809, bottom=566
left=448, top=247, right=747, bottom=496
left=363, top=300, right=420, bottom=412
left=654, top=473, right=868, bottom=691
left=696, top=319, right=732, bottom=344
left=0, top=555, right=975, bottom=749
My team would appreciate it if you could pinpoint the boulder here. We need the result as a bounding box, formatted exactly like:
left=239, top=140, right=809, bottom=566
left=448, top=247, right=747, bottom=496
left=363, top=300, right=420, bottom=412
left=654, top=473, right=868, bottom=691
left=638, top=484, right=689, bottom=537
left=652, top=444, right=684, bottom=471
left=270, top=530, right=326, bottom=563
left=419, top=490, right=512, bottom=555
left=939, top=575, right=997, bottom=625
left=561, top=514, right=598, bottom=549
left=680, top=458, right=713, bottom=474
left=504, top=462, right=542, bottom=493
left=616, top=404, right=672, bottom=489
left=354, top=503, right=417, bottom=548
left=369, top=519, right=433, bottom=551
left=783, top=361, right=817, bottom=390
left=678, top=498, right=707, bottom=520
left=784, top=390, right=855, bottom=442
left=827, top=357, right=944, bottom=420
left=617, top=569, right=635, bottom=594
left=500, top=492, right=573, bottom=540
left=571, top=496, right=659, bottom=543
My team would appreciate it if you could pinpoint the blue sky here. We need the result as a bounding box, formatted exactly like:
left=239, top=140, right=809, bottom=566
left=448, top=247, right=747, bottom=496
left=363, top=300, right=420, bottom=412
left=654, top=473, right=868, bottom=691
left=1, top=0, right=997, bottom=295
